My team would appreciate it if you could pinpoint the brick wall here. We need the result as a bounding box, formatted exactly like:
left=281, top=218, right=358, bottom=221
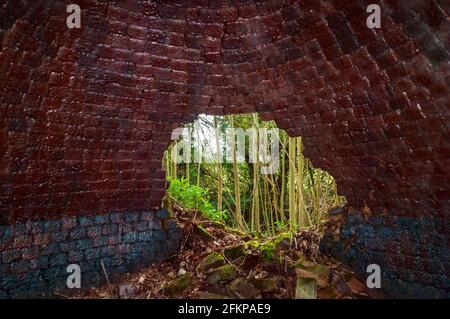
left=0, top=1, right=448, bottom=297
left=321, top=207, right=449, bottom=298
left=0, top=209, right=182, bottom=298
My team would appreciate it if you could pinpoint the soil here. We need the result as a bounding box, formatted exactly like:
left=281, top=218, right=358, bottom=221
left=66, top=205, right=383, bottom=299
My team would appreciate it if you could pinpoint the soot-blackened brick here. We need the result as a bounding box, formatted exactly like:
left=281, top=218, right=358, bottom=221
left=0, top=0, right=448, bottom=298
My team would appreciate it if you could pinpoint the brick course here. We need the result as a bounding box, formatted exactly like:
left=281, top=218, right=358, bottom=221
left=0, top=210, right=181, bottom=298
left=321, top=208, right=449, bottom=298
left=0, top=1, right=449, bottom=298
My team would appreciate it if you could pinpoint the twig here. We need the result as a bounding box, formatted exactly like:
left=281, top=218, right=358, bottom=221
left=100, top=259, right=114, bottom=296
left=179, top=223, right=194, bottom=254
left=54, top=292, right=71, bottom=299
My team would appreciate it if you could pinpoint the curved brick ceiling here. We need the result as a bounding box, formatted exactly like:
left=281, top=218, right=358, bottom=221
left=0, top=0, right=449, bottom=223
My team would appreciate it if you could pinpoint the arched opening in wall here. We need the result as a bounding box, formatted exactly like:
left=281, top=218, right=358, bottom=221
left=162, top=113, right=346, bottom=237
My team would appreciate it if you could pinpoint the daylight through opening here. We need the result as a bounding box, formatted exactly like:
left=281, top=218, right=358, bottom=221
left=163, top=113, right=346, bottom=237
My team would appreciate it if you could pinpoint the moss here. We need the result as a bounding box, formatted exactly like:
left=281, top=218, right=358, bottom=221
left=249, top=277, right=283, bottom=292
left=224, top=244, right=247, bottom=262
left=295, top=277, right=317, bottom=299
left=244, top=232, right=293, bottom=262
left=163, top=272, right=195, bottom=298
left=196, top=252, right=226, bottom=273
left=206, top=264, right=237, bottom=285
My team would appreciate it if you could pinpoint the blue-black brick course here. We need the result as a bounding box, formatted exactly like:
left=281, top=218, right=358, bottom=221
left=0, top=210, right=182, bottom=298
left=320, top=209, right=449, bottom=298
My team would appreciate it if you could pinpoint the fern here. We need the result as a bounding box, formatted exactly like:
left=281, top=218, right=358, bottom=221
left=167, top=177, right=228, bottom=222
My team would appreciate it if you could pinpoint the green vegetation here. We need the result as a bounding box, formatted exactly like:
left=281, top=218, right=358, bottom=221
left=245, top=232, right=292, bottom=261
left=167, top=177, right=228, bottom=222
left=164, top=113, right=345, bottom=237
